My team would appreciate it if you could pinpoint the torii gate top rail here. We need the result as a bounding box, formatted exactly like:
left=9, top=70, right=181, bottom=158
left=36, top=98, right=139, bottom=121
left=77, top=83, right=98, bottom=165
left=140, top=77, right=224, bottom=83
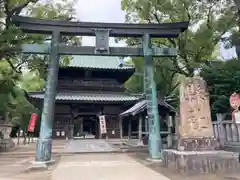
left=12, top=16, right=188, bottom=37
left=12, top=16, right=189, bottom=57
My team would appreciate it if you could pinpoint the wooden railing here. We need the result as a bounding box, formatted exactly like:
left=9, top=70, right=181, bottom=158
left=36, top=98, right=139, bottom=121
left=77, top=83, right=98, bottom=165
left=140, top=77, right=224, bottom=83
left=213, top=113, right=240, bottom=151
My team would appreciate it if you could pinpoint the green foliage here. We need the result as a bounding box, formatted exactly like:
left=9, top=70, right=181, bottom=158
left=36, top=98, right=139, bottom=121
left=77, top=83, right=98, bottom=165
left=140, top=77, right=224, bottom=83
left=121, top=0, right=239, bottom=111
left=121, top=0, right=237, bottom=76
left=0, top=61, right=37, bottom=129
left=1, top=0, right=81, bottom=77
left=0, top=61, right=19, bottom=114
left=125, top=57, right=180, bottom=106
left=125, top=57, right=144, bottom=93
left=201, top=59, right=240, bottom=114
left=8, top=89, right=37, bottom=129
left=19, top=71, right=44, bottom=91
left=0, top=0, right=80, bottom=128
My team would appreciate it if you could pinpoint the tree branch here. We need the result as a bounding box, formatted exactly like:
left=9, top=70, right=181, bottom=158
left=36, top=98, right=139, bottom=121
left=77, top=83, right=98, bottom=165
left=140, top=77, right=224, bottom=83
left=5, top=58, right=22, bottom=74
left=9, top=0, right=39, bottom=16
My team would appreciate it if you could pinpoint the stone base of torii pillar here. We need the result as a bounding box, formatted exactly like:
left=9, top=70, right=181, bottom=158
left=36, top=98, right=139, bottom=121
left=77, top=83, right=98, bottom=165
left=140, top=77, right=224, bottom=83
left=162, top=77, right=239, bottom=174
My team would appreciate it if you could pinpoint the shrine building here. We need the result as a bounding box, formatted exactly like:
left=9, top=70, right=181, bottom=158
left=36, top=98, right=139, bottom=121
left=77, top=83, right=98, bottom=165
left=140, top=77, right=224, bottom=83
left=27, top=56, right=175, bottom=140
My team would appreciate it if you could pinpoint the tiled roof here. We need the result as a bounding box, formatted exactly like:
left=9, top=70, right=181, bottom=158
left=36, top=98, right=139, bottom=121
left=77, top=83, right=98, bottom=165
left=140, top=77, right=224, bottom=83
left=63, top=56, right=134, bottom=70
left=120, top=99, right=176, bottom=116
left=28, top=91, right=140, bottom=102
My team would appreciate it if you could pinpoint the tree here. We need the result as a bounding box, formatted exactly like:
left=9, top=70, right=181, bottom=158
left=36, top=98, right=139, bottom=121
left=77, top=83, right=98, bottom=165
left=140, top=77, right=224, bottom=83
left=0, top=0, right=81, bottom=128
left=121, top=0, right=237, bottom=76
left=0, top=61, right=19, bottom=115
left=125, top=57, right=180, bottom=107
left=1, top=0, right=81, bottom=77
left=200, top=59, right=240, bottom=115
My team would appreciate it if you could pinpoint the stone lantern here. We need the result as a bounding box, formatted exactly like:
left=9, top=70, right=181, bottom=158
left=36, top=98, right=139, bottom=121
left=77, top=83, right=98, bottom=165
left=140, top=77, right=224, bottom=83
left=0, top=117, right=14, bottom=149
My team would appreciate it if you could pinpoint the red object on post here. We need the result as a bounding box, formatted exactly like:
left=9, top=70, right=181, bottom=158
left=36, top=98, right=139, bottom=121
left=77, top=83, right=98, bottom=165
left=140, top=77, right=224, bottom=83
left=230, top=93, right=240, bottom=123
left=28, top=113, right=38, bottom=132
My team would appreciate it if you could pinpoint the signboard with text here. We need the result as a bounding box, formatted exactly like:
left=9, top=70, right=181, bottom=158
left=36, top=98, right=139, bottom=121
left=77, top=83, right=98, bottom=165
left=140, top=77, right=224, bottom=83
left=99, top=115, right=107, bottom=134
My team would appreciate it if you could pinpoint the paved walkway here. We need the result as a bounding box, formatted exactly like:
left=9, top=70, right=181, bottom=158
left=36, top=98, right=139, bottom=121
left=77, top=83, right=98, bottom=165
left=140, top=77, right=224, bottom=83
left=64, top=139, right=121, bottom=153
left=52, top=153, right=170, bottom=180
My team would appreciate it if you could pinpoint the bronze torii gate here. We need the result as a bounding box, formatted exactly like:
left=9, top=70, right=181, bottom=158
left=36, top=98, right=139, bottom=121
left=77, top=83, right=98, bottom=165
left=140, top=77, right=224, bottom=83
left=12, top=16, right=188, bottom=162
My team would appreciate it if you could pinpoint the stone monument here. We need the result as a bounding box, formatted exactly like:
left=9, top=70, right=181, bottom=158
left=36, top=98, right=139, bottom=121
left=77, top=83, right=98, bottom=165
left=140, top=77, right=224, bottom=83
left=163, top=77, right=239, bottom=174
left=178, top=77, right=217, bottom=150
left=0, top=117, right=14, bottom=151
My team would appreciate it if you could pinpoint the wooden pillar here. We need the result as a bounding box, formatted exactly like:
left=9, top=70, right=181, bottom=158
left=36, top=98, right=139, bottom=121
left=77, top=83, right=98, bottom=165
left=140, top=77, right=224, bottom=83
left=68, top=118, right=74, bottom=140
left=119, top=117, right=123, bottom=139
left=128, top=119, right=131, bottom=139
left=145, top=116, right=148, bottom=133
left=138, top=115, right=143, bottom=145
left=80, top=117, right=83, bottom=133
left=99, top=117, right=102, bottom=139
left=167, top=114, right=173, bottom=148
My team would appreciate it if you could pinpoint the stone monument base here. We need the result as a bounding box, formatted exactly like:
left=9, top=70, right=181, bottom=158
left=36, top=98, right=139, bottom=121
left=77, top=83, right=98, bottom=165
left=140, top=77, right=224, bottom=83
left=178, top=137, right=218, bottom=151
left=163, top=149, right=240, bottom=174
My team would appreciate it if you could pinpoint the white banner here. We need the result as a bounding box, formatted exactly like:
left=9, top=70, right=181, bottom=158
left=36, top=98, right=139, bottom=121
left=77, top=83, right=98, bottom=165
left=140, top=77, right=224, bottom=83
left=99, top=115, right=107, bottom=134
left=234, top=111, right=240, bottom=124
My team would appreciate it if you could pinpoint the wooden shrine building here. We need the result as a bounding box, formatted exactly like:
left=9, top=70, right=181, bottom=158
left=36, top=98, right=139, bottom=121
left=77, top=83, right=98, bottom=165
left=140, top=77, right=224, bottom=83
left=27, top=56, right=175, bottom=140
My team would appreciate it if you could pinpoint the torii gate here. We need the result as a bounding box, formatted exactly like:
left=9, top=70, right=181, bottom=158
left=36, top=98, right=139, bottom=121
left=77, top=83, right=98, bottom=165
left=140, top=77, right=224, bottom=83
left=12, top=16, right=188, bottom=163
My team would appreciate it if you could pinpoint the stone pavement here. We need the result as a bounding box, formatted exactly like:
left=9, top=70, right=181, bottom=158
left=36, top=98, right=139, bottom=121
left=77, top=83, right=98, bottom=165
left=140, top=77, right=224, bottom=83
left=52, top=153, right=170, bottom=180
left=64, top=139, right=121, bottom=153
left=1, top=139, right=240, bottom=180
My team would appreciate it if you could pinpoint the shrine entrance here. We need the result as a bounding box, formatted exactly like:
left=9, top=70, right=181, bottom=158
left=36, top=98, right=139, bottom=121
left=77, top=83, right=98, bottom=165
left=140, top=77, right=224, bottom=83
left=73, top=116, right=99, bottom=139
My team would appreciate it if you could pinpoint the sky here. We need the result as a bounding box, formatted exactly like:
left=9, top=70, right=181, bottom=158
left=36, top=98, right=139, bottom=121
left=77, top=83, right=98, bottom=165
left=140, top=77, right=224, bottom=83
left=75, top=0, right=236, bottom=60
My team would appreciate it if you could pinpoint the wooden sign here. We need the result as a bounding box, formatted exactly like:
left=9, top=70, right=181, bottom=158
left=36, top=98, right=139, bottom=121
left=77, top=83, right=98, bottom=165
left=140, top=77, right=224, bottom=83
left=99, top=115, right=107, bottom=134
left=28, top=113, right=38, bottom=132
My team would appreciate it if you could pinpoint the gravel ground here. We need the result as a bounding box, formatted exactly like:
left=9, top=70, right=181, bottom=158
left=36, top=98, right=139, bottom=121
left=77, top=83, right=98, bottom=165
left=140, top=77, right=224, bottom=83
left=0, top=140, right=65, bottom=180
left=127, top=152, right=240, bottom=180
left=0, top=154, right=61, bottom=180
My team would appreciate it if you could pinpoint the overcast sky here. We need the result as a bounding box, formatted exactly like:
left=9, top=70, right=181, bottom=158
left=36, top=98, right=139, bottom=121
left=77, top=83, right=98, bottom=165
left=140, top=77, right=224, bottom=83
left=75, top=0, right=236, bottom=59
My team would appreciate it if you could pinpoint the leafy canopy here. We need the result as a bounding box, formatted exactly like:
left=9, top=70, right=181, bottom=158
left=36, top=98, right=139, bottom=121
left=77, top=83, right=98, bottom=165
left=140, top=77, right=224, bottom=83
left=0, top=0, right=80, bottom=127
left=121, top=0, right=237, bottom=76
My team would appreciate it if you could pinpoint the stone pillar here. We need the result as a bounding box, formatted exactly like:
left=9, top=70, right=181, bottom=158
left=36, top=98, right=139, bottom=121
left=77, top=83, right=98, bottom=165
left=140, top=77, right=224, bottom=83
left=0, top=124, right=14, bottom=149
left=178, top=77, right=217, bottom=151
left=216, top=113, right=226, bottom=148
left=0, top=125, right=12, bottom=139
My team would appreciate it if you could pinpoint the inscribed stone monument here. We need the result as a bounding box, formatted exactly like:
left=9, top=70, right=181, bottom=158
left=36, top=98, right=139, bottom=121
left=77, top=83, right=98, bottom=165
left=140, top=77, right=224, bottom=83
left=178, top=77, right=217, bottom=151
